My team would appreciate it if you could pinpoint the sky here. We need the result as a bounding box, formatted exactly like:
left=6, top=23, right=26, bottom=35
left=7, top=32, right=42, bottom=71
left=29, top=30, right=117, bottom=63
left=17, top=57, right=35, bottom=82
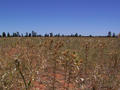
left=0, top=0, right=120, bottom=36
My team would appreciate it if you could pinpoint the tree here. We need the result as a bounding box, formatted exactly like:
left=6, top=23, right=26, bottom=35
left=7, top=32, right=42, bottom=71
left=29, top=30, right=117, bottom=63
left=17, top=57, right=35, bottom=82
left=89, top=35, right=92, bottom=37
left=32, top=31, right=37, bottom=37
left=13, top=32, right=17, bottom=37
left=49, top=32, right=53, bottom=37
left=61, top=34, right=65, bottom=37
left=25, top=32, right=29, bottom=37
left=38, top=34, right=42, bottom=37
left=112, top=33, right=116, bottom=37
left=21, top=33, right=23, bottom=37
left=44, top=33, right=49, bottom=37
left=2, top=32, right=6, bottom=37
left=75, top=33, right=78, bottom=37
left=54, top=33, right=60, bottom=37
left=28, top=33, right=31, bottom=37
left=108, top=31, right=111, bottom=37
left=79, top=34, right=82, bottom=37
left=7, top=32, right=10, bottom=37
left=57, top=33, right=60, bottom=37
left=16, top=32, right=20, bottom=37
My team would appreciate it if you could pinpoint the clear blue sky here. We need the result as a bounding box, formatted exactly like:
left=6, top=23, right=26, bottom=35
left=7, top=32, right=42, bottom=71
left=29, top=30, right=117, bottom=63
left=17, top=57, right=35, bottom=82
left=0, top=0, right=120, bottom=36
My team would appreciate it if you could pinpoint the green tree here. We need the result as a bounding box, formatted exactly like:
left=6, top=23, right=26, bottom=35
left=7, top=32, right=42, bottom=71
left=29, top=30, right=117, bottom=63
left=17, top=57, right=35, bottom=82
left=2, top=32, right=6, bottom=37
left=49, top=32, right=53, bottom=37
left=7, top=32, right=10, bottom=37
left=108, top=31, right=111, bottom=37
left=75, top=33, right=78, bottom=37
left=28, top=33, right=31, bottom=37
left=32, top=31, right=37, bottom=37
left=112, top=32, right=116, bottom=37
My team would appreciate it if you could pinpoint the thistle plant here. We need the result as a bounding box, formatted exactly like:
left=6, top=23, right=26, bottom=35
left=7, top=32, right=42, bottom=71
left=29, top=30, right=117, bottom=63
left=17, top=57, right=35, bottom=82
left=84, top=42, right=89, bottom=74
left=52, top=41, right=64, bottom=90
left=15, top=59, right=31, bottom=90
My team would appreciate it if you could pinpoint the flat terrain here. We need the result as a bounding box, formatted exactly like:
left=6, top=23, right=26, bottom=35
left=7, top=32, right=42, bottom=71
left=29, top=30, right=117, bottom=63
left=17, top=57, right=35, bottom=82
left=0, top=37, right=120, bottom=90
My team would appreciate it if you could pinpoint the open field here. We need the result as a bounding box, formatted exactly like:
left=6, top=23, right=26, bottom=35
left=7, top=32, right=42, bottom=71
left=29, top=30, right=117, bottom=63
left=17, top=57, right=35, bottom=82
left=0, top=37, right=120, bottom=90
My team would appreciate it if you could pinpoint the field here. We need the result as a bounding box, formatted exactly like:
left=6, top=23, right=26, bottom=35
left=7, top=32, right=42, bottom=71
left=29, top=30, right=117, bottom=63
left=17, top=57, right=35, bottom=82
left=0, top=37, right=120, bottom=90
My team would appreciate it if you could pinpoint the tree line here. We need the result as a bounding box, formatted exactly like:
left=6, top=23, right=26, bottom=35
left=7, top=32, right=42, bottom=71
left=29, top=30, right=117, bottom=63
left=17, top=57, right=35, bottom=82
left=0, top=31, right=118, bottom=37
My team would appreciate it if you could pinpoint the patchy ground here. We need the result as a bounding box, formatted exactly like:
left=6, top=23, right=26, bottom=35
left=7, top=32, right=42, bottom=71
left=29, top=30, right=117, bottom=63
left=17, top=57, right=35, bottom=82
left=0, top=37, right=120, bottom=90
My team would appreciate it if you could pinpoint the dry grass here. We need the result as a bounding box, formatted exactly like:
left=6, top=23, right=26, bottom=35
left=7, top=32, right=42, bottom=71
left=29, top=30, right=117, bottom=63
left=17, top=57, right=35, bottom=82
left=0, top=37, right=120, bottom=90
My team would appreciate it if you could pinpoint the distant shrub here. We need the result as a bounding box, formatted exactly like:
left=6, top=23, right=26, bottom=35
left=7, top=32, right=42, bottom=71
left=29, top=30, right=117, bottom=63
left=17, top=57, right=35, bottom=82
left=107, top=31, right=112, bottom=37
left=118, top=33, right=120, bottom=38
left=112, top=32, right=116, bottom=37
